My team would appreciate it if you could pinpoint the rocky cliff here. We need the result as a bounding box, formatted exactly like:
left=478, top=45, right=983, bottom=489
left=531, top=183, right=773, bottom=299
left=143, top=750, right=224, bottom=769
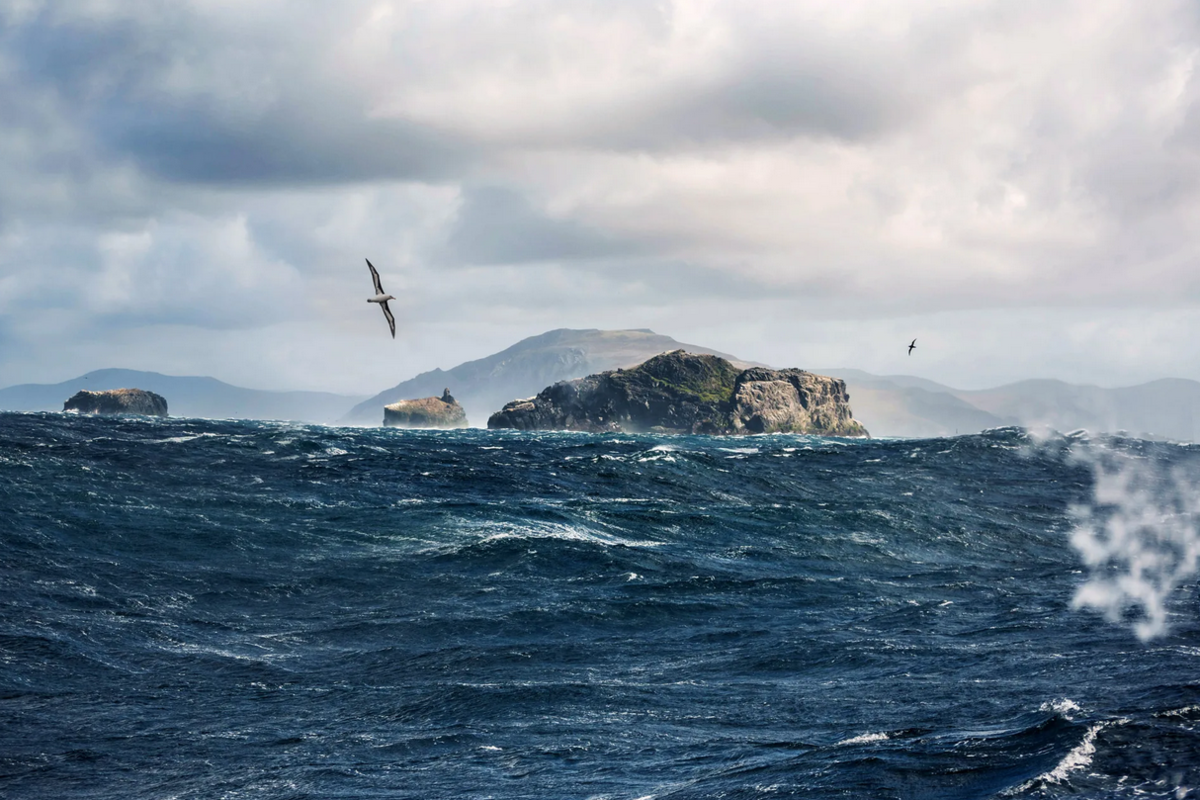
left=383, top=389, right=468, bottom=429
left=63, top=388, right=168, bottom=416
left=487, top=351, right=867, bottom=436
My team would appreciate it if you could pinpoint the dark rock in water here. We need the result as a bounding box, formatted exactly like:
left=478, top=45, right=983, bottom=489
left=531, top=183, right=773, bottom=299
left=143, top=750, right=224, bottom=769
left=487, top=350, right=868, bottom=436
left=63, top=388, right=168, bottom=416
left=383, top=388, right=469, bottom=429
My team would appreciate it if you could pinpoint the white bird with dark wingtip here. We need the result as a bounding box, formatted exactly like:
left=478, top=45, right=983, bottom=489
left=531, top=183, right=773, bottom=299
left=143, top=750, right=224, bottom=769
left=365, top=258, right=396, bottom=338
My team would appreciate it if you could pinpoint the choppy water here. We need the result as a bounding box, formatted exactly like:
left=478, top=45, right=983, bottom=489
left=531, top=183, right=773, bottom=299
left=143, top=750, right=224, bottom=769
left=1, top=412, right=1198, bottom=799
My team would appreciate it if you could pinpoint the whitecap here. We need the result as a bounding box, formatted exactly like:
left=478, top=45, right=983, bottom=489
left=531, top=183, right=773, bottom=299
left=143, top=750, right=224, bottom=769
left=1040, top=698, right=1083, bottom=717
left=1156, top=704, right=1200, bottom=719
left=150, top=432, right=222, bottom=444
left=478, top=521, right=662, bottom=549
left=1037, top=723, right=1103, bottom=784
left=837, top=731, right=889, bottom=746
left=1006, top=721, right=1112, bottom=795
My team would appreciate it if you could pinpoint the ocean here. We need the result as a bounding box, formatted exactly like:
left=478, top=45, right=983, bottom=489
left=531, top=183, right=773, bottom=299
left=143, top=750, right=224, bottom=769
left=1, top=412, right=1198, bottom=799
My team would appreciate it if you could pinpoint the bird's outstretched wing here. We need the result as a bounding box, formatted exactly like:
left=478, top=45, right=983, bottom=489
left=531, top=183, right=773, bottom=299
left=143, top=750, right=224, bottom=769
left=910, top=338, right=917, bottom=347
left=380, top=300, right=396, bottom=338
left=366, top=258, right=385, bottom=296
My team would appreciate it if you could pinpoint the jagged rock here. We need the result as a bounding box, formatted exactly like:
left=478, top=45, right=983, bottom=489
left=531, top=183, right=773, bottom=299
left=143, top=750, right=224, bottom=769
left=383, top=388, right=468, bottom=429
left=63, top=389, right=168, bottom=416
left=487, top=351, right=868, bottom=436
left=730, top=368, right=864, bottom=434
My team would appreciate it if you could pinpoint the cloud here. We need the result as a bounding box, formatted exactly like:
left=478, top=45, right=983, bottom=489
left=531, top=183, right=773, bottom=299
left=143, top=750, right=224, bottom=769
left=439, top=185, right=638, bottom=265
left=3, top=2, right=475, bottom=188
left=0, top=212, right=305, bottom=328
left=2, top=0, right=1200, bottom=391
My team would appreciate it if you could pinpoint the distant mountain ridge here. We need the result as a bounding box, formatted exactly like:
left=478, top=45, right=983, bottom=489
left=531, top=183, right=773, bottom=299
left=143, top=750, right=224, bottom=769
left=820, top=369, right=1200, bottom=441
left=954, top=378, right=1200, bottom=441
left=5, top=333, right=1197, bottom=440
left=341, top=328, right=751, bottom=426
left=0, top=369, right=365, bottom=423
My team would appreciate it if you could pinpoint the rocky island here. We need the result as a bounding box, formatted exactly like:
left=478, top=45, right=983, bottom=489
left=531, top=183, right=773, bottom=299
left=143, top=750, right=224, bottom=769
left=383, top=388, right=468, bottom=429
left=63, top=388, right=168, bottom=416
left=487, top=351, right=868, bottom=436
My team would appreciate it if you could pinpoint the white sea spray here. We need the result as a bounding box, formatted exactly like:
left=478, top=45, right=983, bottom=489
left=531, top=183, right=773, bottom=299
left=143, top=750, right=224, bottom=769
left=1063, top=439, right=1200, bottom=640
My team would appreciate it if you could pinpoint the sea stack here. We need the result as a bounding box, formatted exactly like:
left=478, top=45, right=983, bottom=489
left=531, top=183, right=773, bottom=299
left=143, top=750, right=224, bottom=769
left=488, top=351, right=868, bottom=436
left=383, top=388, right=469, bottom=429
left=63, top=388, right=168, bottom=417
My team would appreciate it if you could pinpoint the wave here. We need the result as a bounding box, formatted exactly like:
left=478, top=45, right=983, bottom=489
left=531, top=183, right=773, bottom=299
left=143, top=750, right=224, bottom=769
left=3, top=412, right=1199, bottom=798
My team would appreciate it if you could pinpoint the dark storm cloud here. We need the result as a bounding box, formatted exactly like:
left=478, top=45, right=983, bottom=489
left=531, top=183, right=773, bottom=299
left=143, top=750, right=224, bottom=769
left=99, top=102, right=468, bottom=185
left=4, top=4, right=473, bottom=187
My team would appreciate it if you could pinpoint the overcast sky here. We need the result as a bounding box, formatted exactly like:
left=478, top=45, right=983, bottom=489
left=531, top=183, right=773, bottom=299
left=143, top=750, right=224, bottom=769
left=2, top=0, right=1199, bottom=394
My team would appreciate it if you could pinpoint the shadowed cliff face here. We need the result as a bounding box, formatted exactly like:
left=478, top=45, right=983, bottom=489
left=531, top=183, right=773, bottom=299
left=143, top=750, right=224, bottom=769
left=63, top=389, right=168, bottom=416
left=487, top=351, right=867, bottom=436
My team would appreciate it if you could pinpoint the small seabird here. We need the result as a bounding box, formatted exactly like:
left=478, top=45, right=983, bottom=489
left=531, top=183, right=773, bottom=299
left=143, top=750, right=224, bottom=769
left=908, top=338, right=917, bottom=356
left=365, top=258, right=396, bottom=338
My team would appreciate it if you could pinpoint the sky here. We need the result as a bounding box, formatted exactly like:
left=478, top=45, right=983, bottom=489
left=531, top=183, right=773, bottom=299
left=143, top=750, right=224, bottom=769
left=2, top=0, right=1199, bottom=394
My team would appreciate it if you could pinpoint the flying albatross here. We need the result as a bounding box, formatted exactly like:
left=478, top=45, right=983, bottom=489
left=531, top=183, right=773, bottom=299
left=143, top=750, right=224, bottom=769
left=365, top=258, right=396, bottom=338
left=908, top=338, right=917, bottom=356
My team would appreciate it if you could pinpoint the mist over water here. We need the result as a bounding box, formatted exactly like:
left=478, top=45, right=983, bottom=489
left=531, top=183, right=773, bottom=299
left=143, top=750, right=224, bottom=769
left=1, top=412, right=1197, bottom=799
left=1065, top=439, right=1200, bottom=641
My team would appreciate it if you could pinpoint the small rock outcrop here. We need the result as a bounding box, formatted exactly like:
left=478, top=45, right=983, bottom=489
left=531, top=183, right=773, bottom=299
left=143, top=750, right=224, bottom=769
left=383, top=388, right=469, bottom=429
left=487, top=351, right=867, bottom=436
left=63, top=388, right=168, bottom=416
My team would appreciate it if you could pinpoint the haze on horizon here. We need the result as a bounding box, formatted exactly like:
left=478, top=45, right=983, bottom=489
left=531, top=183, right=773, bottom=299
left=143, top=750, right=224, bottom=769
left=2, top=1, right=1199, bottom=396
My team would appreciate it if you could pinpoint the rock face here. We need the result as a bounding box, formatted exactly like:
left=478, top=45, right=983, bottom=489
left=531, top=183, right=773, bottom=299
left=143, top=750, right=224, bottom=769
left=63, top=388, right=168, bottom=416
left=383, top=388, right=468, bottom=429
left=487, top=351, right=868, bottom=436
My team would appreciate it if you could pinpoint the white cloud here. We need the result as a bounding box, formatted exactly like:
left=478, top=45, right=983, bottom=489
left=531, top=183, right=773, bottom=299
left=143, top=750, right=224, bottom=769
left=1, top=0, right=1199, bottom=391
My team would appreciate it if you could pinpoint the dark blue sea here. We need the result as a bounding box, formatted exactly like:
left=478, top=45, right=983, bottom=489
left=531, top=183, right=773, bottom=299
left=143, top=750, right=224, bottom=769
left=2, top=412, right=1198, bottom=799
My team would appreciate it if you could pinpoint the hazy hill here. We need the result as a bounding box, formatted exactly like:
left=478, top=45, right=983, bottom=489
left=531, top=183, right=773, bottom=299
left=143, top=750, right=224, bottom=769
left=822, top=369, right=1200, bottom=441
left=0, top=369, right=366, bottom=423
left=342, top=328, right=748, bottom=425
left=955, top=378, right=1200, bottom=441
left=819, top=369, right=1008, bottom=438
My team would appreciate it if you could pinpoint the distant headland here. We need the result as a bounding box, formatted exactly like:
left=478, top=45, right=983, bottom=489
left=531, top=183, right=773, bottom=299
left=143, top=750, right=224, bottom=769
left=63, top=388, right=168, bottom=416
left=383, top=389, right=468, bottom=429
